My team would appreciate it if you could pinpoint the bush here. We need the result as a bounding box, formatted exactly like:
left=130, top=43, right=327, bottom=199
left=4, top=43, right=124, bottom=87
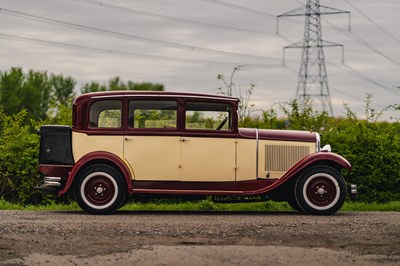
left=0, top=110, right=50, bottom=205
left=323, top=95, right=400, bottom=202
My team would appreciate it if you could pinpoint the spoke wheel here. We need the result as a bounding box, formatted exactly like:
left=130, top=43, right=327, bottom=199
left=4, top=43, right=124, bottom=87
left=295, top=166, right=346, bottom=215
left=74, top=164, right=126, bottom=215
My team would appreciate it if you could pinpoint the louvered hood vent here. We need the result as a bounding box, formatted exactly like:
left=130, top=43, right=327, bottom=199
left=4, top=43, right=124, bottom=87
left=265, top=144, right=310, bottom=172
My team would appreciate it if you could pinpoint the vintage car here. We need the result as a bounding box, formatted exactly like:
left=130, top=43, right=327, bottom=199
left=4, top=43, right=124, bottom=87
left=38, top=91, right=356, bottom=215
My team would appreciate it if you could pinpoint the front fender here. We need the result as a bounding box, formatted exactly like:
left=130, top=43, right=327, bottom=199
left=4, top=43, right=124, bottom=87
left=59, top=151, right=133, bottom=196
left=252, top=152, right=351, bottom=195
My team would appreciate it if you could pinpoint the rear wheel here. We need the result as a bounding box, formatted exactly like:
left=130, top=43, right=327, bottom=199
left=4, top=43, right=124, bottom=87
left=74, top=164, right=127, bottom=215
left=295, top=166, right=346, bottom=215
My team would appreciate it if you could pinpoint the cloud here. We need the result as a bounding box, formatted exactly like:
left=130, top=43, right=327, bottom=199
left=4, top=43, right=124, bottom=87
left=0, top=0, right=399, bottom=119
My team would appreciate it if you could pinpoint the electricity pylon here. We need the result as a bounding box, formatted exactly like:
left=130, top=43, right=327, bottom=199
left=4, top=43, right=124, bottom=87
left=277, top=0, right=350, bottom=116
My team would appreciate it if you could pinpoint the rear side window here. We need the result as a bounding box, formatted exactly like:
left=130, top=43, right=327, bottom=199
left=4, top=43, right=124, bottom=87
left=185, top=102, right=232, bottom=131
left=129, top=100, right=177, bottom=129
left=89, top=100, right=122, bottom=128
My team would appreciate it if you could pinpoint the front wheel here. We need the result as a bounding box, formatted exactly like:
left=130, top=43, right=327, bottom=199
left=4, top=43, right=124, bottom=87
left=74, top=164, right=127, bottom=215
left=295, top=166, right=346, bottom=215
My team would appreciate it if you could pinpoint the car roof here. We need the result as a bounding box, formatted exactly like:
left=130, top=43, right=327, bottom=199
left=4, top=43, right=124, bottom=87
left=73, top=91, right=239, bottom=105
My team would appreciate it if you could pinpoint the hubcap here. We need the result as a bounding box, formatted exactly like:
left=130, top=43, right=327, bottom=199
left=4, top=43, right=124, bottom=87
left=83, top=173, right=116, bottom=207
left=303, top=173, right=340, bottom=210
left=316, top=187, right=326, bottom=195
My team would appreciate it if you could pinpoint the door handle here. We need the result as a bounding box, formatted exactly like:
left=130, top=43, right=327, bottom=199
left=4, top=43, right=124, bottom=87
left=124, top=137, right=132, bottom=141
left=180, top=137, right=190, bottom=142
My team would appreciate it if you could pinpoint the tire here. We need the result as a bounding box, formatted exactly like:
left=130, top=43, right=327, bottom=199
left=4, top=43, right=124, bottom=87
left=74, top=164, right=127, bottom=215
left=287, top=195, right=302, bottom=212
left=295, top=165, right=346, bottom=215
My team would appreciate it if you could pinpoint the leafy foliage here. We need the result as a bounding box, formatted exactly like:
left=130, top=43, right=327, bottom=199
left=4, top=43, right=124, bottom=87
left=0, top=110, right=50, bottom=204
left=81, top=77, right=164, bottom=93
left=0, top=66, right=399, bottom=205
left=0, top=67, right=75, bottom=122
left=0, top=68, right=166, bottom=205
left=279, top=98, right=332, bottom=132
left=217, top=66, right=256, bottom=125
left=323, top=95, right=400, bottom=202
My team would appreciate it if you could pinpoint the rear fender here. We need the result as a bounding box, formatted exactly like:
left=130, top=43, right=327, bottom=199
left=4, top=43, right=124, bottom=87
left=59, top=151, right=133, bottom=196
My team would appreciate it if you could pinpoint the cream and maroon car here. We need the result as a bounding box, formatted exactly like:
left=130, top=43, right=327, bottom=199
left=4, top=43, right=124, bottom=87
left=38, top=91, right=355, bottom=215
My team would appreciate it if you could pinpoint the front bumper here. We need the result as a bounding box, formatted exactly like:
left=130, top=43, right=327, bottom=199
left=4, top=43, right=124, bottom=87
left=347, top=184, right=358, bottom=199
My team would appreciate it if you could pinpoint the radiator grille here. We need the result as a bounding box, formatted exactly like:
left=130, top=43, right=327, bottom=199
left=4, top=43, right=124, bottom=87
left=265, top=144, right=310, bottom=172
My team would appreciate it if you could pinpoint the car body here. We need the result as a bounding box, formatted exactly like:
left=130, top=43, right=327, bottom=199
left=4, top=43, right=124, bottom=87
left=38, top=91, right=355, bottom=215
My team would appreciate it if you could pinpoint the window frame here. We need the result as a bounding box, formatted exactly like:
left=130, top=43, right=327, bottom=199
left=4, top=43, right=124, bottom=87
left=88, top=99, right=123, bottom=130
left=126, top=98, right=179, bottom=132
left=183, top=100, right=235, bottom=134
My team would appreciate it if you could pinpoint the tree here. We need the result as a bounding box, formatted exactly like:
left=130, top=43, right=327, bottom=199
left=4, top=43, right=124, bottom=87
left=0, top=67, right=76, bottom=122
left=0, top=67, right=24, bottom=116
left=51, top=74, right=76, bottom=106
left=81, top=77, right=164, bottom=94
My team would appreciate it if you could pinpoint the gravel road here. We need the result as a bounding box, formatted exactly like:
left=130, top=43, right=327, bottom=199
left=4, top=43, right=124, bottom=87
left=0, top=210, right=399, bottom=265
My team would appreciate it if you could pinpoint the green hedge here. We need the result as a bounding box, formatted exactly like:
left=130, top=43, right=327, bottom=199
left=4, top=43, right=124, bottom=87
left=0, top=94, right=399, bottom=204
left=323, top=98, right=400, bottom=202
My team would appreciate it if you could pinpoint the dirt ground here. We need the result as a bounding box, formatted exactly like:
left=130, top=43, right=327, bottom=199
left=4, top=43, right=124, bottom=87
left=0, top=210, right=399, bottom=265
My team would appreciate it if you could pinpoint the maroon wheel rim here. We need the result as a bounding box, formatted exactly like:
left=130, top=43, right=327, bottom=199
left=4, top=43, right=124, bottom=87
left=305, top=175, right=338, bottom=207
left=83, top=174, right=116, bottom=206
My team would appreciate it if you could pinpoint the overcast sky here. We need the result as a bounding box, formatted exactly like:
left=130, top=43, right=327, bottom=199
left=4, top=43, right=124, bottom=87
left=0, top=0, right=399, bottom=119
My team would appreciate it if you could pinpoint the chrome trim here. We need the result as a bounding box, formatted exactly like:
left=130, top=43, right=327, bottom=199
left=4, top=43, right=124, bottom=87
left=40, top=164, right=73, bottom=168
left=316, top=132, right=321, bottom=152
left=44, top=181, right=61, bottom=187
left=255, top=128, right=259, bottom=178
left=321, top=144, right=331, bottom=152
left=44, top=176, right=61, bottom=182
left=43, top=176, right=61, bottom=187
left=348, top=184, right=357, bottom=199
left=350, top=184, right=357, bottom=194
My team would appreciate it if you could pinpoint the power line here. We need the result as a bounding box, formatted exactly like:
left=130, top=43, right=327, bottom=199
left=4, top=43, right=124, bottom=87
left=330, top=86, right=365, bottom=102
left=2, top=30, right=396, bottom=100
left=0, top=8, right=281, bottom=62
left=71, top=0, right=299, bottom=44
left=1, top=4, right=396, bottom=100
left=322, top=18, right=400, bottom=69
left=2, top=30, right=391, bottom=94
left=344, top=0, right=400, bottom=46
left=354, top=1, right=400, bottom=33
left=0, top=32, right=281, bottom=68
left=292, top=0, right=400, bottom=68
left=70, top=0, right=276, bottom=35
left=199, top=0, right=347, bottom=32
left=196, top=0, right=277, bottom=18
left=327, top=61, right=397, bottom=95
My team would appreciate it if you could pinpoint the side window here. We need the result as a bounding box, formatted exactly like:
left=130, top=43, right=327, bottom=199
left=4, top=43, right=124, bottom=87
left=89, top=100, right=122, bottom=128
left=129, top=100, right=177, bottom=129
left=185, top=102, right=232, bottom=131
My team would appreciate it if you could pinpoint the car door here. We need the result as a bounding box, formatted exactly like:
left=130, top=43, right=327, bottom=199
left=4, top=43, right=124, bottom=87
left=180, top=101, right=236, bottom=182
left=123, top=99, right=181, bottom=181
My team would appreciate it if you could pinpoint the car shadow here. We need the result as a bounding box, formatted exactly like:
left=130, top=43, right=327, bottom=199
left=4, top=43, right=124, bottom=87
left=55, top=209, right=353, bottom=216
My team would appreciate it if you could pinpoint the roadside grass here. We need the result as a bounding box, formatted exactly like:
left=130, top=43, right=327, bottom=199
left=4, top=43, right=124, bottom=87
left=341, top=201, right=400, bottom=212
left=0, top=199, right=80, bottom=211
left=1, top=198, right=400, bottom=212
left=120, top=200, right=293, bottom=212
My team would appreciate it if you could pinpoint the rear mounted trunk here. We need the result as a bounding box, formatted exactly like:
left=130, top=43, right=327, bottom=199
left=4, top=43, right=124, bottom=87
left=39, top=125, right=74, bottom=165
